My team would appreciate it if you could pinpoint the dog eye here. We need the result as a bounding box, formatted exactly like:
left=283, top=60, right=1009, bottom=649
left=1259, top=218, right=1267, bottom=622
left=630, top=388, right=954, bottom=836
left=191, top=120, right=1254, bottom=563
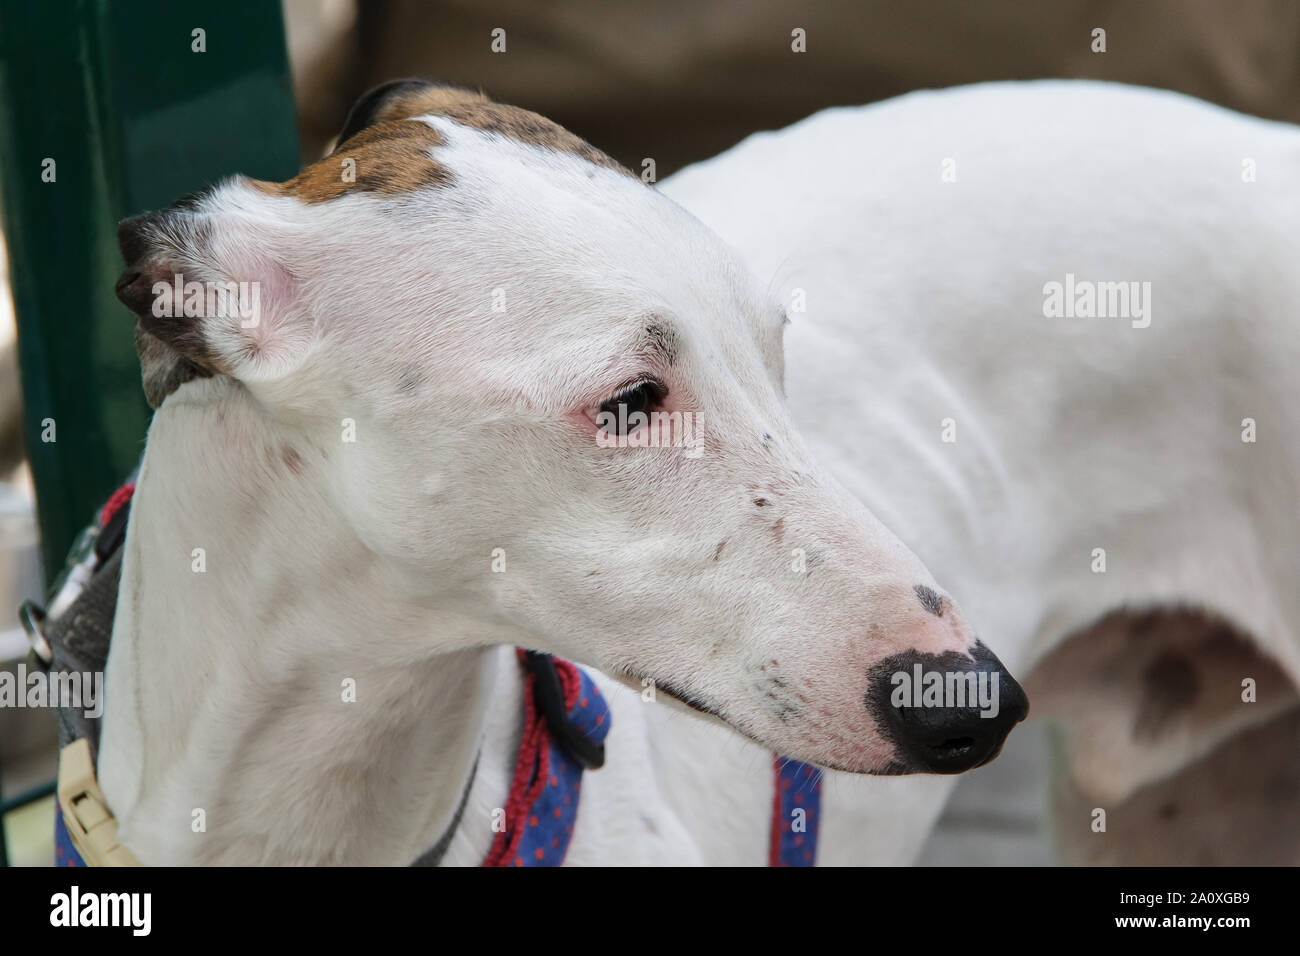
left=596, top=380, right=665, bottom=435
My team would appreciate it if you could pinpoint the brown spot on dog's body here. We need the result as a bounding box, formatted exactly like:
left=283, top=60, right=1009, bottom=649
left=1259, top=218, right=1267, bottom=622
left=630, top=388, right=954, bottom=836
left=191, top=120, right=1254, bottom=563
left=281, top=446, right=305, bottom=475
left=1134, top=651, right=1199, bottom=740
left=1050, top=705, right=1300, bottom=865
left=1026, top=605, right=1299, bottom=808
left=1198, top=624, right=1244, bottom=657
left=712, top=540, right=727, bottom=562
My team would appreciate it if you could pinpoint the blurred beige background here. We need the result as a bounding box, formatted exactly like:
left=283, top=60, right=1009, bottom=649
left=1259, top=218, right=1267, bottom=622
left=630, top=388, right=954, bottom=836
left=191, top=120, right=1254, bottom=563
left=287, top=0, right=1300, bottom=171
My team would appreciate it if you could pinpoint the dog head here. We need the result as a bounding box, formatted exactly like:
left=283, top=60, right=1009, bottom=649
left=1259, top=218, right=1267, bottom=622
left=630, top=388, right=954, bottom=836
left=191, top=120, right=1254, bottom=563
left=115, top=80, right=1026, bottom=774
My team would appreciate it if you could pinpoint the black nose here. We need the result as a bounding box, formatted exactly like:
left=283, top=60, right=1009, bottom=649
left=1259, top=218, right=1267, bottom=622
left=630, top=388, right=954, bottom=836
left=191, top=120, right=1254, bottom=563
left=867, top=640, right=1029, bottom=774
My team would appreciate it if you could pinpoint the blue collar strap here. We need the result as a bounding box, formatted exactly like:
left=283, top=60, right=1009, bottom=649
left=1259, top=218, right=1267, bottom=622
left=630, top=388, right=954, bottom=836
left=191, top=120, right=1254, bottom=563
left=770, top=757, right=823, bottom=866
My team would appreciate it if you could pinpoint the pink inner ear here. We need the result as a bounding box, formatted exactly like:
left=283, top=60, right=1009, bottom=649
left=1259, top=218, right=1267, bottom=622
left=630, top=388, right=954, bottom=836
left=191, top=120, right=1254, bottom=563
left=251, top=258, right=297, bottom=326
left=212, top=237, right=306, bottom=371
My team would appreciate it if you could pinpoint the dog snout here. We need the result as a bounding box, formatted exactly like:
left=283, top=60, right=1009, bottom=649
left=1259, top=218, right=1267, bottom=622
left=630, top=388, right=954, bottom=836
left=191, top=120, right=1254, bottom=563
left=117, top=211, right=164, bottom=265
left=868, top=640, right=1028, bottom=774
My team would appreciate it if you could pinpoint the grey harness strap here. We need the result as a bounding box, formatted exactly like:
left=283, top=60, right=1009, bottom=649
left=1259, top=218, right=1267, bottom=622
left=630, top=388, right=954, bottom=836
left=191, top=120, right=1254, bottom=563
left=409, top=754, right=479, bottom=867
left=22, top=486, right=128, bottom=763
left=22, top=491, right=139, bottom=866
left=38, top=549, right=122, bottom=761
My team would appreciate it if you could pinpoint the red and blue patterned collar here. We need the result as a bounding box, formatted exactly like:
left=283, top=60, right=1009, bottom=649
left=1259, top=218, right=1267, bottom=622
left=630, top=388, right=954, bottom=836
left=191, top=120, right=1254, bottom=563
left=482, top=650, right=609, bottom=866
left=481, top=650, right=822, bottom=867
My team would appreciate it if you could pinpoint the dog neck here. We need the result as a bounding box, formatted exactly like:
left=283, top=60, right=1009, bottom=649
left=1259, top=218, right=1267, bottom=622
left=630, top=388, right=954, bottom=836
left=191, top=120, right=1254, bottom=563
left=97, top=377, right=513, bottom=864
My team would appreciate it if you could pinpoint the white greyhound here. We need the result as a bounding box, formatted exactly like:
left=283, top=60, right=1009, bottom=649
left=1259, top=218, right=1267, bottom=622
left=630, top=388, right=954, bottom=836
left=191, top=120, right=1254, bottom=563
left=92, top=79, right=1297, bottom=866
left=663, top=79, right=1300, bottom=865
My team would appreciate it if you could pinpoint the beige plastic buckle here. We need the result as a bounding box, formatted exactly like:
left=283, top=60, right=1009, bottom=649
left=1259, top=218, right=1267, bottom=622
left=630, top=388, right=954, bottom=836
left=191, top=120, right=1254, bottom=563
left=57, top=738, right=140, bottom=866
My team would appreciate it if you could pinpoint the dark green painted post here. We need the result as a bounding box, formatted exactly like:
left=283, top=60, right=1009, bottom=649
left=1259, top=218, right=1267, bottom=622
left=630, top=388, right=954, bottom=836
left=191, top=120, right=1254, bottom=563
left=0, top=0, right=299, bottom=581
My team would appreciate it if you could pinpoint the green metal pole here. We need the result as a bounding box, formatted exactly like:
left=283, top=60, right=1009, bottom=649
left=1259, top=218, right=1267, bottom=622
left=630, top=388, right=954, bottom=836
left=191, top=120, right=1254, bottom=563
left=0, top=0, right=300, bottom=581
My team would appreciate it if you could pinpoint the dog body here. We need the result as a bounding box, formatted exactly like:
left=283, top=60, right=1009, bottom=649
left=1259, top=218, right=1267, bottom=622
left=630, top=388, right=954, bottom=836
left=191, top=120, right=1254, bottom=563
left=664, top=80, right=1300, bottom=860
left=97, top=80, right=1294, bottom=865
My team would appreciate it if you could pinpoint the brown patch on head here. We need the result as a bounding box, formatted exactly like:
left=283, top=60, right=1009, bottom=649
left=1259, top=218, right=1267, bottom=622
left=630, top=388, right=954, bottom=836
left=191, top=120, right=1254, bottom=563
left=252, top=81, right=630, bottom=205
left=384, top=85, right=631, bottom=178
left=368, top=84, right=491, bottom=125
left=253, top=121, right=451, bottom=204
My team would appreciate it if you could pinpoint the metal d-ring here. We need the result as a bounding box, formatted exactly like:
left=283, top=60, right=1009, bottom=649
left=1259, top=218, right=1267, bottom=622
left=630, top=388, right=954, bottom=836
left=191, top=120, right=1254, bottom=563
left=18, top=600, right=51, bottom=666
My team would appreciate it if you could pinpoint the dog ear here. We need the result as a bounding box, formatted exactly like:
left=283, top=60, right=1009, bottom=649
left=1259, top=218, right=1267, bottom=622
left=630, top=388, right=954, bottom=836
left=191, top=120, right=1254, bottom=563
left=334, top=78, right=488, bottom=149
left=115, top=185, right=302, bottom=408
